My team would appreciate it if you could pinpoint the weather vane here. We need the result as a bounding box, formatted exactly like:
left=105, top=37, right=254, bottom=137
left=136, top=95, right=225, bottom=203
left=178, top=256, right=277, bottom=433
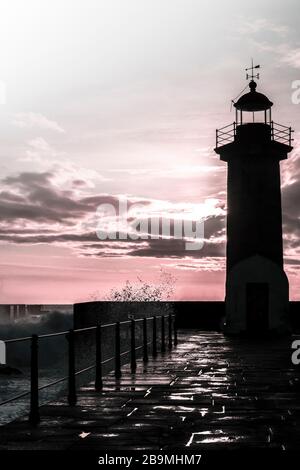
left=245, top=59, right=260, bottom=81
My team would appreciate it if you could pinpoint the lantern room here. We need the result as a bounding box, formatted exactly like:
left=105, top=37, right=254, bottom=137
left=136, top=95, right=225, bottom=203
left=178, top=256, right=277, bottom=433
left=234, top=80, right=273, bottom=125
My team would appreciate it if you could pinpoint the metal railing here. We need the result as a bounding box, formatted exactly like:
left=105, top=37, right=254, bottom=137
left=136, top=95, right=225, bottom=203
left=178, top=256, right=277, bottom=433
left=215, top=122, right=236, bottom=147
left=215, top=121, right=293, bottom=148
left=1, top=314, right=177, bottom=426
left=271, top=121, right=293, bottom=146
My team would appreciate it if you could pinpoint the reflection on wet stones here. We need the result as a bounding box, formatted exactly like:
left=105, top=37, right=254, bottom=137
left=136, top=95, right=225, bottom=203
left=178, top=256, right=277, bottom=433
left=0, top=331, right=300, bottom=450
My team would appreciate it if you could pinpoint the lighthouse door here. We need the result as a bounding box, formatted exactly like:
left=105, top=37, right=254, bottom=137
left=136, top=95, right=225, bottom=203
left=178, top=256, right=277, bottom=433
left=246, top=282, right=269, bottom=333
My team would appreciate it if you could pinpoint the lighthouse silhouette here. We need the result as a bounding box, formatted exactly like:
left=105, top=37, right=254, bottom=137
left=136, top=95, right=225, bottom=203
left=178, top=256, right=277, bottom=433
left=215, top=63, right=293, bottom=335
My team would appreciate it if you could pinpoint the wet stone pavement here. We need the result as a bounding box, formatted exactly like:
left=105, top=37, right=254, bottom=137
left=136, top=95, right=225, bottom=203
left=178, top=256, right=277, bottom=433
left=0, top=331, right=300, bottom=450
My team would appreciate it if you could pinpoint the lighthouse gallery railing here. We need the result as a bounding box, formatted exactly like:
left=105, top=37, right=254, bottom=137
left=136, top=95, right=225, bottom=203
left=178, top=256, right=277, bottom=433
left=216, top=121, right=293, bottom=148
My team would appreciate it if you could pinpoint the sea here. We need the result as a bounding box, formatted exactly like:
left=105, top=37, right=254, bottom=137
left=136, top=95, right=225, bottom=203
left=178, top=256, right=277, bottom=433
left=0, top=368, right=68, bottom=425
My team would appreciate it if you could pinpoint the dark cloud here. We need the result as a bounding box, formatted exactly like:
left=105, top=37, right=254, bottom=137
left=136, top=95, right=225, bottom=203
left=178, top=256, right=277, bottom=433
left=3, top=171, right=53, bottom=187
left=128, top=238, right=225, bottom=259
left=80, top=195, right=121, bottom=206
left=282, top=181, right=300, bottom=216
left=285, top=258, right=300, bottom=266
left=0, top=231, right=99, bottom=244
left=204, top=215, right=225, bottom=238
left=282, top=176, right=300, bottom=256
left=0, top=191, right=25, bottom=203
left=0, top=228, right=54, bottom=235
left=0, top=171, right=149, bottom=224
left=72, top=179, right=89, bottom=188
left=0, top=170, right=226, bottom=260
left=0, top=200, right=68, bottom=222
left=1, top=171, right=84, bottom=222
left=281, top=146, right=300, bottom=243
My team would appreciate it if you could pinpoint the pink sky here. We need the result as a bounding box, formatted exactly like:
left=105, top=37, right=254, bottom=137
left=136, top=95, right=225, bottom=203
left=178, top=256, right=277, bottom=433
left=0, top=0, right=300, bottom=303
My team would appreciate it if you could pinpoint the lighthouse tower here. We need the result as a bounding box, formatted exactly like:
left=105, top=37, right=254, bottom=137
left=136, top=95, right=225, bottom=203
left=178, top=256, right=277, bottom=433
left=215, top=64, right=293, bottom=335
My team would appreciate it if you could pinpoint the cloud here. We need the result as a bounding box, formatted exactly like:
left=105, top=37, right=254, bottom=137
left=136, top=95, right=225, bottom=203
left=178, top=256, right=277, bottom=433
left=238, top=18, right=288, bottom=37
left=282, top=140, right=300, bottom=237
left=27, top=137, right=53, bottom=151
left=282, top=48, right=300, bottom=69
left=3, top=171, right=53, bottom=187
left=0, top=231, right=99, bottom=244
left=249, top=39, right=300, bottom=70
left=3, top=160, right=297, bottom=267
left=282, top=181, right=300, bottom=222
left=237, top=16, right=300, bottom=70
left=204, top=215, right=225, bottom=239
left=127, top=238, right=225, bottom=259
left=108, top=164, right=224, bottom=179
left=19, top=137, right=66, bottom=164
left=0, top=169, right=226, bottom=261
left=17, top=138, right=110, bottom=190
left=0, top=171, right=123, bottom=223
left=168, top=258, right=226, bottom=272
left=11, top=112, right=65, bottom=133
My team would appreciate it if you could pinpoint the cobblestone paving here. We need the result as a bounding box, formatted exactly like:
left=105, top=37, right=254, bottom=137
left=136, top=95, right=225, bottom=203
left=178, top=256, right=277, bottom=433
left=0, top=331, right=300, bottom=450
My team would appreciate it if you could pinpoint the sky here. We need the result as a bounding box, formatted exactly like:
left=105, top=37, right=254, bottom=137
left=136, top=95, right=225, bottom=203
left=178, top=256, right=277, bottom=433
left=0, top=0, right=300, bottom=303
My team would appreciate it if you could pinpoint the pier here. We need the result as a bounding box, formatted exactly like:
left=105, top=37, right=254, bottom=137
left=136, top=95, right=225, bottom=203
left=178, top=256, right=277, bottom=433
left=0, top=328, right=300, bottom=450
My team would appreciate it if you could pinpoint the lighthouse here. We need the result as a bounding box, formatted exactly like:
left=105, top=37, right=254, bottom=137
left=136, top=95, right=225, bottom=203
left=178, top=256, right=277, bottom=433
left=215, top=64, right=293, bottom=335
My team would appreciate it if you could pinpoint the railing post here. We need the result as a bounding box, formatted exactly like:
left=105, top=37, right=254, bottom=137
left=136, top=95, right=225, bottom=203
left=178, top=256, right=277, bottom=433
left=67, top=329, right=77, bottom=406
left=29, top=334, right=40, bottom=426
left=115, top=322, right=121, bottom=379
left=168, top=313, right=172, bottom=350
left=130, top=319, right=136, bottom=373
left=161, top=315, right=166, bottom=353
left=143, top=318, right=148, bottom=363
left=95, top=323, right=103, bottom=391
left=271, top=120, right=274, bottom=140
left=152, top=316, right=157, bottom=358
left=174, top=316, right=178, bottom=347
